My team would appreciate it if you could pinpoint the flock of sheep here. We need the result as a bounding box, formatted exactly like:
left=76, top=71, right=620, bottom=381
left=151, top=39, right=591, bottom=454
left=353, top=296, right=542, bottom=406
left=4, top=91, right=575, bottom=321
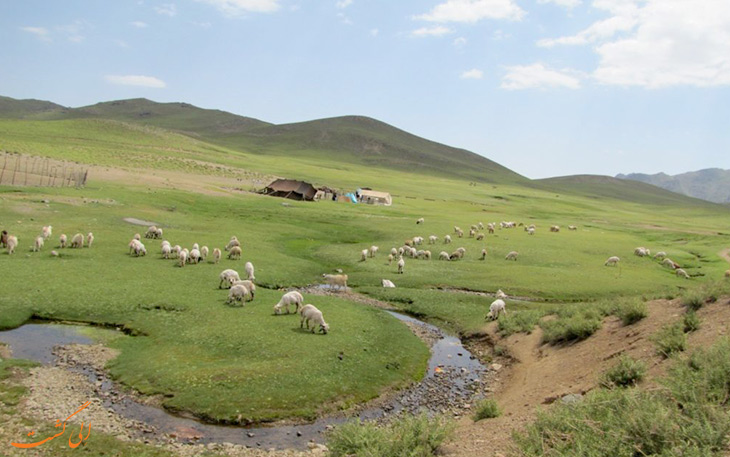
left=0, top=226, right=93, bottom=255
left=604, top=246, right=708, bottom=280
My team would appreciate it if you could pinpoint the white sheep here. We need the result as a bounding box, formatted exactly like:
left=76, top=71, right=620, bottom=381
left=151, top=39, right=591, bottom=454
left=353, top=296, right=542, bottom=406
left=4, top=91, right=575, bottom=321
left=33, top=236, right=44, bottom=252
left=59, top=234, right=67, bottom=248
left=225, top=239, right=240, bottom=251
left=478, top=222, right=484, bottom=230
left=413, top=236, right=424, bottom=246
left=178, top=250, right=188, bottom=267
left=496, top=289, right=507, bottom=299
left=505, top=251, right=518, bottom=261
left=245, top=262, right=255, bottom=281
left=604, top=256, right=620, bottom=266
left=322, top=274, right=348, bottom=291
left=274, top=291, right=304, bottom=315
left=568, top=225, right=578, bottom=231
left=129, top=239, right=142, bottom=255
left=416, top=217, right=424, bottom=225
left=70, top=233, right=84, bottom=249
left=232, top=280, right=256, bottom=299
left=476, top=233, right=485, bottom=241
left=654, top=251, right=667, bottom=260
left=227, top=284, right=251, bottom=305
left=133, top=233, right=141, bottom=241
left=397, top=256, right=405, bottom=274
left=189, top=248, right=201, bottom=264
left=428, top=235, right=438, bottom=244
left=634, top=247, right=650, bottom=257
left=550, top=225, right=560, bottom=233
left=361, top=249, right=368, bottom=261
left=454, top=226, right=461, bottom=234
left=161, top=244, right=172, bottom=259
left=382, top=279, right=396, bottom=288
left=171, top=245, right=182, bottom=258
left=42, top=225, right=52, bottom=240
left=201, top=246, right=209, bottom=260
left=219, top=269, right=240, bottom=288
left=527, top=227, right=535, bottom=235
left=456, top=229, right=464, bottom=238
left=299, top=304, right=329, bottom=334
left=676, top=268, right=690, bottom=279
left=423, top=250, right=432, bottom=260
left=444, top=235, right=452, bottom=244
left=228, top=246, right=242, bottom=260
left=662, top=258, right=677, bottom=269
left=480, top=248, right=487, bottom=260
left=485, top=299, right=507, bottom=320
left=86, top=232, right=94, bottom=248
left=390, top=247, right=398, bottom=257
left=369, top=245, right=379, bottom=258
left=145, top=226, right=158, bottom=239
left=439, top=251, right=450, bottom=261
left=6, top=235, right=18, bottom=255
left=469, top=229, right=476, bottom=238
left=388, top=253, right=394, bottom=264
left=450, top=250, right=464, bottom=260
left=213, top=248, right=221, bottom=264
left=192, top=243, right=200, bottom=251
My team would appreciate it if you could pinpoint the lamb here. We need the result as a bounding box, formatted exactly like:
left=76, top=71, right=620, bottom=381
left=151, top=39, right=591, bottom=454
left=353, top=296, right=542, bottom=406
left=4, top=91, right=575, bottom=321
left=42, top=225, right=52, bottom=240
left=0, top=230, right=8, bottom=248
left=228, top=246, right=242, bottom=260
left=219, top=269, right=240, bottom=288
left=86, top=232, right=94, bottom=248
left=368, top=245, right=379, bottom=258
left=322, top=274, right=348, bottom=291
left=178, top=250, right=188, bottom=267
left=361, top=249, right=368, bottom=261
left=416, top=217, right=424, bottom=225
left=70, top=233, right=84, bottom=249
left=444, top=235, right=452, bottom=244
left=189, top=248, right=201, bottom=264
left=496, top=289, right=507, bottom=299
left=397, top=256, right=405, bottom=274
left=439, top=251, right=450, bottom=261
left=274, top=291, right=304, bottom=315
left=480, top=248, right=487, bottom=260
left=33, top=236, right=44, bottom=252
left=476, top=233, right=485, bottom=241
left=429, top=235, right=438, bottom=244
left=388, top=253, right=394, bottom=264
left=232, top=280, right=256, bottom=299
left=201, top=246, right=209, bottom=260
left=382, top=279, right=396, bottom=288
left=676, top=268, right=690, bottom=279
left=213, top=248, right=221, bottom=264
left=485, top=299, right=507, bottom=320
left=505, top=251, right=518, bottom=261
left=227, top=284, right=251, bottom=305
left=299, top=304, right=329, bottom=334
left=59, top=234, right=67, bottom=248
left=604, top=256, right=620, bottom=266
left=245, top=262, right=255, bottom=281
left=7, top=235, right=18, bottom=255
left=225, top=238, right=241, bottom=251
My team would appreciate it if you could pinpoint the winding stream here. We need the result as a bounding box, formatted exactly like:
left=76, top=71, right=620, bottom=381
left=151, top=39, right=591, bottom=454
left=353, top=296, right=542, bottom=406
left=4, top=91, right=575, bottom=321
left=0, top=313, right=488, bottom=450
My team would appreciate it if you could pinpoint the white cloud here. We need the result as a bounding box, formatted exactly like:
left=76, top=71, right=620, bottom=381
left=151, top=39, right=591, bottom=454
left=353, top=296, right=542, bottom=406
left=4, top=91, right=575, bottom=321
left=336, top=0, right=353, bottom=9
left=414, top=0, right=525, bottom=23
left=155, top=3, right=177, bottom=16
left=130, top=21, right=149, bottom=28
left=20, top=26, right=51, bottom=41
left=461, top=69, right=483, bottom=79
left=56, top=21, right=86, bottom=43
left=501, top=63, right=582, bottom=89
left=453, top=36, right=467, bottom=47
left=538, top=0, right=730, bottom=88
left=194, top=0, right=280, bottom=16
left=537, top=0, right=581, bottom=8
left=370, top=28, right=379, bottom=37
left=105, top=75, right=167, bottom=88
left=411, top=25, right=453, bottom=37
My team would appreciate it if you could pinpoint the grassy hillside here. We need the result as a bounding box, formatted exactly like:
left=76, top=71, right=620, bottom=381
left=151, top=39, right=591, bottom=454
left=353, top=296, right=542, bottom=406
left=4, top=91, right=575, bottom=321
left=618, top=168, right=730, bottom=204
left=0, top=95, right=67, bottom=118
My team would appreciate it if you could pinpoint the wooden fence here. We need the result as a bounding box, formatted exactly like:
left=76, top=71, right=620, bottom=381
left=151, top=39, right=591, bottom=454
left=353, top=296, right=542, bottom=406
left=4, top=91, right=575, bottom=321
left=0, top=153, right=88, bottom=188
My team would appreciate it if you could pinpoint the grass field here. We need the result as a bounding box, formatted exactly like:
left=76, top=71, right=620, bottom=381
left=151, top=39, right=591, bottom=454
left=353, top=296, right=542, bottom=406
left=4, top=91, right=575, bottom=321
left=1, top=110, right=730, bottom=428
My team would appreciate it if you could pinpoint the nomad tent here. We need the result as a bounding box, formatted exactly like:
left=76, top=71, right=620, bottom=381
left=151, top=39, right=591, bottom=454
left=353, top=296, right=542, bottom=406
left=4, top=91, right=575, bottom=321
left=359, top=190, right=392, bottom=206
left=263, top=179, right=317, bottom=201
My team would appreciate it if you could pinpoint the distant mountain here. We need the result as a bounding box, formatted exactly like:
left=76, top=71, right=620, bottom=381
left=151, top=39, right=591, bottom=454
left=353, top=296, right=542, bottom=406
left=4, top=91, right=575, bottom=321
left=617, top=169, right=730, bottom=204
left=0, top=95, right=67, bottom=118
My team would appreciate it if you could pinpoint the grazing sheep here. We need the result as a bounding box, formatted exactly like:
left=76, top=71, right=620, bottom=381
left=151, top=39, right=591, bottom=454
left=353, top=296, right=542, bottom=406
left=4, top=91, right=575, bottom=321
left=219, top=269, right=241, bottom=288
left=228, top=246, right=242, bottom=260
left=59, top=234, right=67, bottom=248
left=676, top=268, right=690, bottom=279
left=299, top=304, right=329, bottom=334
left=456, top=229, right=464, bottom=238
left=550, top=225, right=560, bottom=233
left=604, top=256, right=620, bottom=266
left=171, top=245, right=182, bottom=258
left=178, top=250, right=188, bottom=267
left=450, top=250, right=464, bottom=260
left=397, top=256, right=405, bottom=274
left=201, top=246, right=209, bottom=260
left=476, top=233, right=485, bottom=241
left=471, top=224, right=478, bottom=232
left=423, top=250, right=432, bottom=260
left=145, top=226, right=158, bottom=239
left=634, top=247, right=650, bottom=257
left=662, top=258, right=676, bottom=268
left=382, top=279, right=396, bottom=288
left=485, top=299, right=507, bottom=320
left=454, top=226, right=461, bottom=234
left=133, top=233, right=141, bottom=241
left=225, top=239, right=241, bottom=251
left=227, top=284, right=251, bottom=305
left=274, top=291, right=304, bottom=315
left=161, top=244, right=172, bottom=259
left=505, top=251, right=518, bottom=261
left=439, top=251, right=450, bottom=261
left=86, top=232, right=94, bottom=248
left=480, top=248, right=487, bottom=260
left=390, top=247, right=398, bottom=257
left=361, top=249, right=368, bottom=261
left=70, top=233, right=84, bottom=249
left=469, top=229, right=476, bottom=238
left=427, top=235, right=436, bottom=244
left=496, top=289, right=507, bottom=299
left=129, top=239, right=141, bottom=255
left=654, top=251, right=667, bottom=260
left=6, top=235, right=18, bottom=255
left=444, top=235, right=452, bottom=244
left=232, top=280, right=256, bottom=299
left=568, top=225, right=577, bottom=231
left=416, top=217, right=424, bottom=225
left=322, top=274, right=348, bottom=291
left=398, top=247, right=405, bottom=257
left=33, top=236, right=44, bottom=252
left=181, top=248, right=189, bottom=261
left=388, top=253, right=394, bottom=264
left=527, top=227, right=535, bottom=235
left=133, top=241, right=147, bottom=257
left=192, top=243, right=200, bottom=251
left=42, top=225, right=52, bottom=240
left=413, top=236, right=424, bottom=246
left=488, top=226, right=495, bottom=234
left=245, top=262, right=255, bottom=281
left=0, top=230, right=8, bottom=248
left=369, top=245, right=379, bottom=258
left=189, top=248, right=201, bottom=264
left=155, top=228, right=163, bottom=239
left=213, top=248, right=222, bottom=264
left=478, top=222, right=484, bottom=230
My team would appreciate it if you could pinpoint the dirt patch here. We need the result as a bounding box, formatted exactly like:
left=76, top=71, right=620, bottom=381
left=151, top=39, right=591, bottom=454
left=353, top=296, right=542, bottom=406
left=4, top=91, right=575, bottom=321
left=123, top=217, right=160, bottom=227
left=443, top=297, right=730, bottom=457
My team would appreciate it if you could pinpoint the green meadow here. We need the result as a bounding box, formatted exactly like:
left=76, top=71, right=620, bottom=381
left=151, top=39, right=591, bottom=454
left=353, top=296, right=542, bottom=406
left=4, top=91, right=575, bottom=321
left=1, top=108, right=730, bottom=425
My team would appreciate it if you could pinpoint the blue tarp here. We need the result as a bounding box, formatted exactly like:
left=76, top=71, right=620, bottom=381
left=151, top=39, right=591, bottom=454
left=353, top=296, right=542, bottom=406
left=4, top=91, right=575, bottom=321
left=344, top=192, right=358, bottom=203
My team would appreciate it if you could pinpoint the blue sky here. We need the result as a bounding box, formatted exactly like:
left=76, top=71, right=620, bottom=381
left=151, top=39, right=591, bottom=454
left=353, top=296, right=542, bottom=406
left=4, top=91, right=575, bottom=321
left=1, top=0, right=729, bottom=179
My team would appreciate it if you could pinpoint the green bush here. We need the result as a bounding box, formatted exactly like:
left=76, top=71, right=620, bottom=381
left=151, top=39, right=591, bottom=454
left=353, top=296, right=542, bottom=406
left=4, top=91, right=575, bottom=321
left=683, top=311, right=701, bottom=333
left=497, top=310, right=544, bottom=336
left=651, top=323, right=687, bottom=358
left=682, top=291, right=706, bottom=311
left=473, top=398, right=501, bottom=421
left=327, top=413, right=454, bottom=457
left=616, top=300, right=648, bottom=325
left=600, top=355, right=647, bottom=388
left=540, top=313, right=602, bottom=344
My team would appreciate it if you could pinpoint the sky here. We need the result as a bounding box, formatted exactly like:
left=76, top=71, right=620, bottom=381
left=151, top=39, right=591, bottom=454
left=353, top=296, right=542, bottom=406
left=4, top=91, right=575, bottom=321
left=1, top=0, right=729, bottom=179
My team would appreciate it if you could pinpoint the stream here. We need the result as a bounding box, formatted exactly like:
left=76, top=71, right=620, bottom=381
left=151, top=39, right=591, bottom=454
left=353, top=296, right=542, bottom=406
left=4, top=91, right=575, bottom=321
left=0, top=313, right=488, bottom=450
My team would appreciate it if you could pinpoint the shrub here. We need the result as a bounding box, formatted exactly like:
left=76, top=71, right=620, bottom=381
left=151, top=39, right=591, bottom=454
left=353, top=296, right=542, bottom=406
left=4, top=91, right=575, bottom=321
left=327, top=413, right=454, bottom=457
left=683, top=311, right=701, bottom=333
left=497, top=310, right=544, bottom=336
left=616, top=300, right=648, bottom=325
left=652, top=323, right=687, bottom=358
left=600, top=355, right=647, bottom=388
left=540, top=313, right=602, bottom=344
left=473, top=398, right=501, bottom=421
left=682, top=291, right=706, bottom=311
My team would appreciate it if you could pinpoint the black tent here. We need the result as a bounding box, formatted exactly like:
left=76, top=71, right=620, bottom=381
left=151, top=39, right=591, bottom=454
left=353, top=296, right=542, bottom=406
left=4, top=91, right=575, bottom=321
left=263, top=179, right=317, bottom=201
